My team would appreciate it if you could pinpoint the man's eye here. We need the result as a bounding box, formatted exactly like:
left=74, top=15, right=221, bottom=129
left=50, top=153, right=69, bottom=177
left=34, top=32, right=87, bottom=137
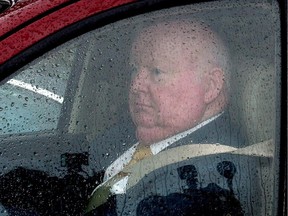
left=151, top=68, right=166, bottom=83
left=151, top=68, right=162, bottom=76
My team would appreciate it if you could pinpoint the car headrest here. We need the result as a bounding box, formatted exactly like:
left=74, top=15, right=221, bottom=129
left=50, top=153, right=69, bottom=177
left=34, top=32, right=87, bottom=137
left=230, top=58, right=275, bottom=144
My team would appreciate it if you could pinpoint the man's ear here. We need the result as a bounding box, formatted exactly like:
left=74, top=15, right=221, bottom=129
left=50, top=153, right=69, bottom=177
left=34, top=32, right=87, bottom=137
left=204, top=68, right=225, bottom=104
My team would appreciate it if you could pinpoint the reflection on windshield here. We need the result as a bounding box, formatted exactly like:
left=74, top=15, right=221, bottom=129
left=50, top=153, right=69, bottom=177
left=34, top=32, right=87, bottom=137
left=7, top=79, right=64, bottom=104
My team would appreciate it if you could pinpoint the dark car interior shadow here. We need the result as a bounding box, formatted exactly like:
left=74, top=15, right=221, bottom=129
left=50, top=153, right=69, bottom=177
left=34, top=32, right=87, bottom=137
left=0, top=166, right=104, bottom=215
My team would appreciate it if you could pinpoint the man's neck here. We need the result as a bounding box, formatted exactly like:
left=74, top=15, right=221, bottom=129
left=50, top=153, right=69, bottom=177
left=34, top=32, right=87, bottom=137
left=149, top=112, right=224, bottom=155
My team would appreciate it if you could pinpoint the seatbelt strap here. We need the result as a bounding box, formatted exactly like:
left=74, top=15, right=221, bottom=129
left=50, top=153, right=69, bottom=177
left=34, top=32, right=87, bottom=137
left=86, top=140, right=273, bottom=213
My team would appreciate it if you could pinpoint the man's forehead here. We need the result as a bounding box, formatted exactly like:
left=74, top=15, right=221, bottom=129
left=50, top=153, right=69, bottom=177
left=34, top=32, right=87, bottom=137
left=131, top=21, right=217, bottom=59
left=130, top=20, right=213, bottom=63
left=135, top=20, right=211, bottom=45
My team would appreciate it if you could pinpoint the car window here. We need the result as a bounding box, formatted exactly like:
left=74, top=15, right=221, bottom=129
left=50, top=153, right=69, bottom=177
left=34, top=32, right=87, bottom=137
left=0, top=0, right=282, bottom=215
left=0, top=42, right=76, bottom=135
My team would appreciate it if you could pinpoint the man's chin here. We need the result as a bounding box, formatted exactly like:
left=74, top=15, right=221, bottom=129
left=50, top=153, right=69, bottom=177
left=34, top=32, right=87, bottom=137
left=133, top=116, right=157, bottom=128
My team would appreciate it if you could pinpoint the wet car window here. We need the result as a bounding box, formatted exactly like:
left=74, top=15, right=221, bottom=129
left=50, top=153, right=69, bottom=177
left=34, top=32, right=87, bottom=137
left=0, top=43, right=75, bottom=135
left=0, top=0, right=281, bottom=215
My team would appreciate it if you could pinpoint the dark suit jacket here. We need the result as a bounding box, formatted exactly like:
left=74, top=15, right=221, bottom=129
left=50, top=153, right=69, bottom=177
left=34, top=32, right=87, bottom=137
left=87, top=112, right=272, bottom=216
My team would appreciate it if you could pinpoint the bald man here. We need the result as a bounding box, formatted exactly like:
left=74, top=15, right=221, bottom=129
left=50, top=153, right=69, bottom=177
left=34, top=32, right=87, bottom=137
left=87, top=20, right=250, bottom=215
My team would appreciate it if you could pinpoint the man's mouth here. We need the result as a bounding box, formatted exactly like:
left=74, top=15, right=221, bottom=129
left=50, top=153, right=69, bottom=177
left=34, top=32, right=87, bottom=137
left=133, top=101, right=152, bottom=110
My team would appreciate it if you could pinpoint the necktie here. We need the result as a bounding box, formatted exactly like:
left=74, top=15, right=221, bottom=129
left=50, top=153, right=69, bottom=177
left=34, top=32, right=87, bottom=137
left=86, top=144, right=153, bottom=213
left=126, top=144, right=153, bottom=166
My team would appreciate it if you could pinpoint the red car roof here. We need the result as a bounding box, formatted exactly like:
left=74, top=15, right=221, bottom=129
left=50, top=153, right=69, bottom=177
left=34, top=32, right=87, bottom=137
left=0, top=0, right=71, bottom=36
left=0, top=0, right=134, bottom=65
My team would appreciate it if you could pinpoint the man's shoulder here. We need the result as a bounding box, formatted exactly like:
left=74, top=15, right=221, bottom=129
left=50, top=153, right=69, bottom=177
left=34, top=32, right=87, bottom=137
left=170, top=112, right=247, bottom=148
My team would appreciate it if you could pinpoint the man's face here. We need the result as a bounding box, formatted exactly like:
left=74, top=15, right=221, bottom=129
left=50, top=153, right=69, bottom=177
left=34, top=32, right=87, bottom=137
left=129, top=28, right=210, bottom=144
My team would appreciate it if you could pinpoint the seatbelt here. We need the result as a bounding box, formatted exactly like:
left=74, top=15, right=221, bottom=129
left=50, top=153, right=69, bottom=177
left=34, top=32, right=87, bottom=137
left=86, top=140, right=273, bottom=213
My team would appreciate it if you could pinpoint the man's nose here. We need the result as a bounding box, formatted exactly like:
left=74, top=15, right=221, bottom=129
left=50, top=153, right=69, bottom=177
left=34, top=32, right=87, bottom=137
left=130, top=67, right=149, bottom=93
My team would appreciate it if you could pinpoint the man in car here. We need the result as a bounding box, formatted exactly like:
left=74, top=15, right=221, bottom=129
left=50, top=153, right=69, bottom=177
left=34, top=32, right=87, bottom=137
left=87, top=19, right=252, bottom=215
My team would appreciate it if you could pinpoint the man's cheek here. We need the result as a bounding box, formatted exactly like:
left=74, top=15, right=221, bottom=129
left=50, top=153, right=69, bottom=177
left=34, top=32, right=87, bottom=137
left=156, top=100, right=178, bottom=122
